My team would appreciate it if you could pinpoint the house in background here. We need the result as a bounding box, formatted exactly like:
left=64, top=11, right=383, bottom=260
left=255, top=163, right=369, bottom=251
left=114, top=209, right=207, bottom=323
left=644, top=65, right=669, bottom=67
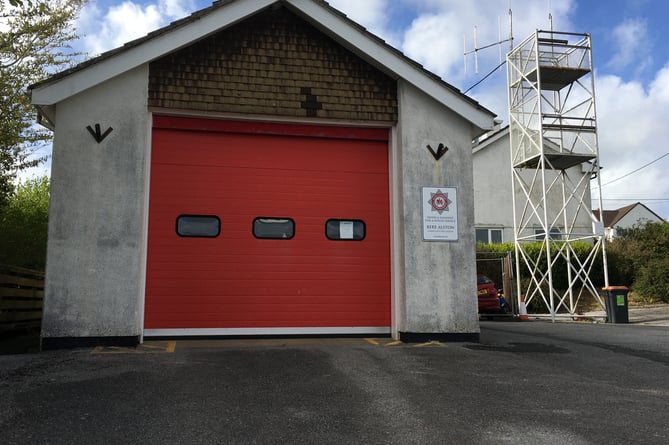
left=593, top=202, right=665, bottom=240
left=472, top=125, right=596, bottom=244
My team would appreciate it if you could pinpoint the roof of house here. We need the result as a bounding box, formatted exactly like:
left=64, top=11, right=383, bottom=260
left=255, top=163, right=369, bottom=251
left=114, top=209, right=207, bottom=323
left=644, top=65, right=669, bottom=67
left=593, top=202, right=665, bottom=228
left=29, top=0, right=496, bottom=130
left=472, top=124, right=569, bottom=158
left=472, top=124, right=508, bottom=154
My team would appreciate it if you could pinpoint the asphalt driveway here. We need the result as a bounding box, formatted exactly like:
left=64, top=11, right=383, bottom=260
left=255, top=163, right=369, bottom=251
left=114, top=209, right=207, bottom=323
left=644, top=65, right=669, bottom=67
left=2, top=321, right=668, bottom=445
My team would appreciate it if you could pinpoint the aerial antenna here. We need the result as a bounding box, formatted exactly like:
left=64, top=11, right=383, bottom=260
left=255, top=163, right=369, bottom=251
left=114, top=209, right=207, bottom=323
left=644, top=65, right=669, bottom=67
left=463, top=9, right=514, bottom=74
left=508, top=0, right=514, bottom=50
left=498, top=16, right=502, bottom=62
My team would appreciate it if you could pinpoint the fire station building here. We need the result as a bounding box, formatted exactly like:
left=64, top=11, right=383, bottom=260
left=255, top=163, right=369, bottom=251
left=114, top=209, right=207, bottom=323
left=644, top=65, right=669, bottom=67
left=29, top=0, right=495, bottom=348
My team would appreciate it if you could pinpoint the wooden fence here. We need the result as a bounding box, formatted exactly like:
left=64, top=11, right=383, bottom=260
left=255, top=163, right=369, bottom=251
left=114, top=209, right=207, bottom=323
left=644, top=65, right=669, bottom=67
left=0, top=264, right=44, bottom=337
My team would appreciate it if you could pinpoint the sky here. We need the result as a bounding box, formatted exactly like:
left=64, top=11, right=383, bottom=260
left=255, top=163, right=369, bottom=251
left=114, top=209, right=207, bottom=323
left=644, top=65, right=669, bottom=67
left=28, top=0, right=669, bottom=219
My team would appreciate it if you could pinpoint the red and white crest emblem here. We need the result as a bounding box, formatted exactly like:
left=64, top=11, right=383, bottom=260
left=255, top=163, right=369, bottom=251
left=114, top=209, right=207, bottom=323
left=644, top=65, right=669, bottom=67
left=428, top=190, right=451, bottom=214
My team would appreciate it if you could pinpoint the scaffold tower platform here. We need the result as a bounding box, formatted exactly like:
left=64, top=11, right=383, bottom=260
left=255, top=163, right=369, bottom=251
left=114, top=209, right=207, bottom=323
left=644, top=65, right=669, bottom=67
left=507, top=30, right=609, bottom=319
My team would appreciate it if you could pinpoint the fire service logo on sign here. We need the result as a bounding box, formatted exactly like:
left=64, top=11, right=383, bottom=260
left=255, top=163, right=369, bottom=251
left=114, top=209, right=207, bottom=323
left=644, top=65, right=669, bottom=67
left=428, top=190, right=451, bottom=214
left=421, top=186, right=458, bottom=241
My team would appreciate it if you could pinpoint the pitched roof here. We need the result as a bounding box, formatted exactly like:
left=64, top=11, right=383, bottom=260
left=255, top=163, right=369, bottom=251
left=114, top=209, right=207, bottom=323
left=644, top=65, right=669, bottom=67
left=29, top=0, right=495, bottom=130
left=593, top=202, right=665, bottom=227
left=472, top=124, right=564, bottom=154
left=472, top=124, right=508, bottom=154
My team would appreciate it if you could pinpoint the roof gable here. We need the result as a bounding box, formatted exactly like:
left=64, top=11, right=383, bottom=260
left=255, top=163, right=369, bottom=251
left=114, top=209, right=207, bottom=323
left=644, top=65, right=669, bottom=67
left=473, top=124, right=567, bottom=155
left=29, top=0, right=495, bottom=130
left=148, top=6, right=398, bottom=121
left=593, top=202, right=665, bottom=228
left=472, top=124, right=508, bottom=154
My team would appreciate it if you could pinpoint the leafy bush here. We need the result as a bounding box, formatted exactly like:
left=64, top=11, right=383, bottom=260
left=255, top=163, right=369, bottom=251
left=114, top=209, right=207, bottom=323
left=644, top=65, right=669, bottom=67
left=632, top=257, right=669, bottom=303
left=607, top=222, right=669, bottom=303
left=478, top=239, right=608, bottom=314
left=605, top=238, right=635, bottom=286
left=0, top=176, right=50, bottom=270
left=478, top=240, right=604, bottom=288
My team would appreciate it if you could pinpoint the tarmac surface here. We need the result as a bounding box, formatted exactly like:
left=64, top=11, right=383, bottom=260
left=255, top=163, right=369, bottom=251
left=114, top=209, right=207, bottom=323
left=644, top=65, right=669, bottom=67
left=583, top=302, right=669, bottom=326
left=1, top=305, right=668, bottom=444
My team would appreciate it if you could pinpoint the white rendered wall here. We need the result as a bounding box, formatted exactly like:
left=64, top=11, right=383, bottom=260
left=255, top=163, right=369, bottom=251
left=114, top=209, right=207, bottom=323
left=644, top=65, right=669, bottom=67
left=473, top=134, right=515, bottom=243
left=41, top=66, right=150, bottom=339
left=473, top=131, right=594, bottom=243
left=395, top=81, right=481, bottom=336
left=616, top=206, right=663, bottom=231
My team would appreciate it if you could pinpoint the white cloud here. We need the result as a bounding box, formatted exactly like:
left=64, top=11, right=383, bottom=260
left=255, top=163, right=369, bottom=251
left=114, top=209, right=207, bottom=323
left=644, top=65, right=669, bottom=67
left=159, top=0, right=195, bottom=18
left=647, top=62, right=669, bottom=102
left=327, top=0, right=400, bottom=46
left=327, top=0, right=387, bottom=29
left=403, top=11, right=464, bottom=80
left=607, top=18, right=652, bottom=74
left=401, top=0, right=576, bottom=90
left=77, top=0, right=196, bottom=55
left=594, top=67, right=669, bottom=217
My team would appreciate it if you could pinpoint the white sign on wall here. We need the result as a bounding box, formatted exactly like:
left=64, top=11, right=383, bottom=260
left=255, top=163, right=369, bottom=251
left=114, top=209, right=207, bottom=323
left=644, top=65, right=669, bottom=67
left=421, top=186, right=458, bottom=241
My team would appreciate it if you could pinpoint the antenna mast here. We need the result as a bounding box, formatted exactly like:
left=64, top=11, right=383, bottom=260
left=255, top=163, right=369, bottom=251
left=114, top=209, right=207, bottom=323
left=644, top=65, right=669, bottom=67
left=463, top=9, right=514, bottom=74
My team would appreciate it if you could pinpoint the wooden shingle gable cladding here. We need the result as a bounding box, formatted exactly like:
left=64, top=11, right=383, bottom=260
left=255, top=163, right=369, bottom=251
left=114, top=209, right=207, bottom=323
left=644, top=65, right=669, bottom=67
left=148, top=6, right=398, bottom=121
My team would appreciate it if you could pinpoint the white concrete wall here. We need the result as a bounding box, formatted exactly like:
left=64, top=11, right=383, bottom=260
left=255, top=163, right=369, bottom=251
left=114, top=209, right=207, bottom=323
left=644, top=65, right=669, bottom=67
left=616, top=205, right=663, bottom=229
left=473, top=133, right=514, bottom=243
left=473, top=131, right=594, bottom=242
left=395, top=81, right=480, bottom=337
left=610, top=205, right=664, bottom=240
left=41, top=66, right=150, bottom=339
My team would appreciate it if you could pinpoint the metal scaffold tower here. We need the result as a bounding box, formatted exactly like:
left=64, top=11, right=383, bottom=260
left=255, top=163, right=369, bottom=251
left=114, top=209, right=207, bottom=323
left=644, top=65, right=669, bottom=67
left=506, top=30, right=609, bottom=319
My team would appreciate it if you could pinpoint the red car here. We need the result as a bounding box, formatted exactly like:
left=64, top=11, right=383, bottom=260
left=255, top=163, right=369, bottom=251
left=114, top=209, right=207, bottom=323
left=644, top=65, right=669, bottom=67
left=477, top=274, right=501, bottom=314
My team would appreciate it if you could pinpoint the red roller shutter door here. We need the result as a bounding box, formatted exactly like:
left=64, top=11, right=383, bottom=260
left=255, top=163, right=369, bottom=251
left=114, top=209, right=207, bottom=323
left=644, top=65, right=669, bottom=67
left=144, top=117, right=391, bottom=332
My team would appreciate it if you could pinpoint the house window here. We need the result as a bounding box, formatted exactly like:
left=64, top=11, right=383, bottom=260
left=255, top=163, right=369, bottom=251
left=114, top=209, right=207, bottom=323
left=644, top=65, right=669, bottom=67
left=476, top=228, right=503, bottom=244
left=253, top=217, right=295, bottom=239
left=325, top=219, right=366, bottom=241
left=535, top=228, right=562, bottom=241
left=176, top=215, right=220, bottom=238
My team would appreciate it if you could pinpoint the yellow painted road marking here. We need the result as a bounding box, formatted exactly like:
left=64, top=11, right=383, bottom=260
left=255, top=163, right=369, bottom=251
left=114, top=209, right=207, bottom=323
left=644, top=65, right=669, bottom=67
left=139, top=343, right=167, bottom=350
left=365, top=338, right=404, bottom=347
left=413, top=341, right=446, bottom=348
left=91, top=341, right=176, bottom=354
left=92, top=346, right=139, bottom=354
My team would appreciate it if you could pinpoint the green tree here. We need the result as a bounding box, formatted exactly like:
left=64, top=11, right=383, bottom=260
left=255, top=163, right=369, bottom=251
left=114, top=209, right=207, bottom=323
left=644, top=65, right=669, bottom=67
left=607, top=222, right=669, bottom=302
left=1, top=0, right=84, bottom=205
left=0, top=176, right=50, bottom=269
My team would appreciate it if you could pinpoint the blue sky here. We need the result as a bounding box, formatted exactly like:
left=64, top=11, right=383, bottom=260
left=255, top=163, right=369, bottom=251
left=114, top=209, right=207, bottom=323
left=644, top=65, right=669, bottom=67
left=34, top=0, right=669, bottom=218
